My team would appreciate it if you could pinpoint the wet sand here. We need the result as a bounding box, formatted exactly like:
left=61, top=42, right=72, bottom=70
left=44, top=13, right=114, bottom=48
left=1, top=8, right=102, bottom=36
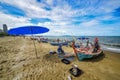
left=0, top=36, right=120, bottom=80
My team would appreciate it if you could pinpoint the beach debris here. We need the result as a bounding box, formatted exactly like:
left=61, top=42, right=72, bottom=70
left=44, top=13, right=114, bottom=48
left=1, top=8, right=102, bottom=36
left=49, top=50, right=57, bottom=54
left=49, top=50, right=53, bottom=54
left=68, top=75, right=72, bottom=80
left=61, top=59, right=71, bottom=64
left=69, top=65, right=83, bottom=77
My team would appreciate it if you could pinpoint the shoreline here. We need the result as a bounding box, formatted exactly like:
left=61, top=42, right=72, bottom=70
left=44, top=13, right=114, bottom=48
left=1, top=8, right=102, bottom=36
left=103, top=49, right=120, bottom=54
left=101, top=44, right=120, bottom=53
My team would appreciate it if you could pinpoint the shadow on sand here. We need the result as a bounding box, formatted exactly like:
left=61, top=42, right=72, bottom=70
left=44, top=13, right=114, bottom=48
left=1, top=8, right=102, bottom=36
left=43, top=52, right=105, bottom=63
left=43, top=54, right=61, bottom=63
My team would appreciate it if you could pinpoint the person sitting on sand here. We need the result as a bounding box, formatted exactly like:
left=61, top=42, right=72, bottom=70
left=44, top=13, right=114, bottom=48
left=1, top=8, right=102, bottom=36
left=57, top=44, right=65, bottom=55
left=57, top=43, right=75, bottom=58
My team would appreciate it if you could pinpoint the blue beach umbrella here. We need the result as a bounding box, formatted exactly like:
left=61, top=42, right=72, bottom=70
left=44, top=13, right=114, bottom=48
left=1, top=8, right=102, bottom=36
left=8, top=26, right=49, bottom=58
left=8, top=26, right=49, bottom=35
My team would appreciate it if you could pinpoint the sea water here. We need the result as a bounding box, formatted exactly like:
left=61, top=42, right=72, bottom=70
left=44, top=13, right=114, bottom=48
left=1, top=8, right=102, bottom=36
left=43, top=36, right=120, bottom=53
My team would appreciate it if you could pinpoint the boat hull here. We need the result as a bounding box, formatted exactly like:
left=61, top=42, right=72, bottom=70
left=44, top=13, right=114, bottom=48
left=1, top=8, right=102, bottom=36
left=77, top=51, right=103, bottom=61
left=50, top=42, right=68, bottom=46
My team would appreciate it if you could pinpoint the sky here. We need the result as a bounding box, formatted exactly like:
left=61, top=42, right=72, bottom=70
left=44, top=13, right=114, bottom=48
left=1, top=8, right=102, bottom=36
left=0, top=0, right=120, bottom=36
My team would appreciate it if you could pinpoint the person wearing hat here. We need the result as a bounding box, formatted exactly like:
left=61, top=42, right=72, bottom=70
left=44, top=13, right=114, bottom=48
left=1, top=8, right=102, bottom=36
left=57, top=44, right=65, bottom=55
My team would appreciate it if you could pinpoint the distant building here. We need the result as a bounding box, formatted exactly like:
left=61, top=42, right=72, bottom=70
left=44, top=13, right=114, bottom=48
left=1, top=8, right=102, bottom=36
left=3, top=24, right=8, bottom=33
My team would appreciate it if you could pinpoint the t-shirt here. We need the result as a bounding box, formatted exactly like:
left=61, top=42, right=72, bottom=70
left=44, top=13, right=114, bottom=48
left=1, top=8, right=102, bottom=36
left=57, top=47, right=64, bottom=54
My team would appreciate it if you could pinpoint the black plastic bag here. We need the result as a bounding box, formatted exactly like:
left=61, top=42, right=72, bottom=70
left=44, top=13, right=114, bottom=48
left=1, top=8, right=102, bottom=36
left=61, top=59, right=70, bottom=64
left=69, top=68, right=83, bottom=77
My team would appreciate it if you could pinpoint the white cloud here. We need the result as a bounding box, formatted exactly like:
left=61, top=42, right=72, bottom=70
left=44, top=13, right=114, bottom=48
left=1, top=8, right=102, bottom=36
left=0, top=12, right=33, bottom=29
left=1, top=0, right=120, bottom=19
left=1, top=0, right=74, bottom=20
left=0, top=0, right=120, bottom=36
left=37, top=21, right=70, bottom=35
left=98, top=0, right=120, bottom=13
left=53, top=30, right=66, bottom=34
left=80, top=20, right=99, bottom=27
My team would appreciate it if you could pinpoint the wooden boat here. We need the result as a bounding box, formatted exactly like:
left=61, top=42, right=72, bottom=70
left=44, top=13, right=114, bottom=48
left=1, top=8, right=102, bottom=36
left=72, top=41, right=103, bottom=61
left=41, top=39, right=48, bottom=43
left=50, top=42, right=68, bottom=46
left=37, top=38, right=48, bottom=43
left=76, top=50, right=103, bottom=61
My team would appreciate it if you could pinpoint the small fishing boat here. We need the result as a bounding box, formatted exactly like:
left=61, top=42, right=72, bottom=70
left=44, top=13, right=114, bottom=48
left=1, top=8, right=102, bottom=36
left=75, top=50, right=103, bottom=61
left=38, top=37, right=48, bottom=43
left=72, top=37, right=103, bottom=61
left=50, top=42, right=68, bottom=46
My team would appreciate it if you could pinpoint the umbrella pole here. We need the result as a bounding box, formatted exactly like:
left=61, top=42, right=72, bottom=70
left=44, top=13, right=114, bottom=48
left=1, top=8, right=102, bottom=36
left=30, top=26, right=38, bottom=58
left=32, top=38, right=38, bottom=58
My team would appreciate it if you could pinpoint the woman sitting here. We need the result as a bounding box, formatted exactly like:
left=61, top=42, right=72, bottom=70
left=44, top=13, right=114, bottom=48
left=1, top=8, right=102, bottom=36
left=57, top=44, right=65, bottom=55
left=57, top=44, right=75, bottom=58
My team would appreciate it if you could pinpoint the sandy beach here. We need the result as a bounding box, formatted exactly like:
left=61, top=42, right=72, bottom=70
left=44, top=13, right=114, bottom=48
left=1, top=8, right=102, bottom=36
left=0, top=36, right=120, bottom=80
